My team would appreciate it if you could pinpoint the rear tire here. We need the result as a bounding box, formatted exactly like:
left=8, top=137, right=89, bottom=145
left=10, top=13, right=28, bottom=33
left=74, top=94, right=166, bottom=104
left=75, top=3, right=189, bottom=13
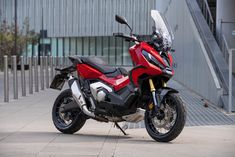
left=144, top=93, right=186, bottom=142
left=52, top=89, right=86, bottom=134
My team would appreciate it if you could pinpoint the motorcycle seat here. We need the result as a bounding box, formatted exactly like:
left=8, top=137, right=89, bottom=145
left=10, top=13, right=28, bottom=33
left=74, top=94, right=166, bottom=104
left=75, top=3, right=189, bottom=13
left=105, top=67, right=128, bottom=77
left=80, top=57, right=116, bottom=74
left=69, top=56, right=128, bottom=77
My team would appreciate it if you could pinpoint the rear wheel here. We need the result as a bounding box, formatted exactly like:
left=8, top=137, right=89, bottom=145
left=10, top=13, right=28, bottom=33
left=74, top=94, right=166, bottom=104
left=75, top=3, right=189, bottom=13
left=144, top=93, right=186, bottom=142
left=52, top=89, right=86, bottom=134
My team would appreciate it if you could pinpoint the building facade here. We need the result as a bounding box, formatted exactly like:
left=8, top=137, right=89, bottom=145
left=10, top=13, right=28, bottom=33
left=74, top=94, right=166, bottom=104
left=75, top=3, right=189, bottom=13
left=0, top=0, right=156, bottom=65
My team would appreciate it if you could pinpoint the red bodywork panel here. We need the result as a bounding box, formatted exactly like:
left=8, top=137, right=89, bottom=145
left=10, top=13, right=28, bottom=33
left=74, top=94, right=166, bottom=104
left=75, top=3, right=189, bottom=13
left=129, top=42, right=174, bottom=86
left=76, top=41, right=173, bottom=90
left=77, top=64, right=130, bottom=91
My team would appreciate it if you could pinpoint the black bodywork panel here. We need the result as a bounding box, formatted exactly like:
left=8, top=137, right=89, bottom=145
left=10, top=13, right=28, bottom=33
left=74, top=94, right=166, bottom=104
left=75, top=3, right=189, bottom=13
left=94, top=84, right=138, bottom=117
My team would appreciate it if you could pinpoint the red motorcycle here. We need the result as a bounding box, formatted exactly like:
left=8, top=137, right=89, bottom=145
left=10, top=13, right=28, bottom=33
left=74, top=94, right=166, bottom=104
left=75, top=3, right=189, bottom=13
left=50, top=10, right=186, bottom=142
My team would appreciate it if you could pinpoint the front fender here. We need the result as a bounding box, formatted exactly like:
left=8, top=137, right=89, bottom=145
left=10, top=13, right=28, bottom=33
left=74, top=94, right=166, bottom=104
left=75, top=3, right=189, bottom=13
left=157, top=87, right=179, bottom=104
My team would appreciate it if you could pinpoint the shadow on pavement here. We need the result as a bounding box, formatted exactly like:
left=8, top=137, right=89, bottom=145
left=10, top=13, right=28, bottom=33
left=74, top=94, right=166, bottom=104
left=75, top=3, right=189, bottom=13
left=0, top=130, right=172, bottom=144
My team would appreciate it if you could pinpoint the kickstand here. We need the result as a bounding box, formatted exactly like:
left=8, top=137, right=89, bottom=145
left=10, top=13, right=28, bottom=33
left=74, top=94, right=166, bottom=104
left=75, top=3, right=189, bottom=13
left=114, top=122, right=128, bottom=135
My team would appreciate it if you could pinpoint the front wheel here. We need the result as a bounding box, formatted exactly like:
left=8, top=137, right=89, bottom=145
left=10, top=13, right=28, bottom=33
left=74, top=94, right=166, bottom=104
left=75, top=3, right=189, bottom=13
left=144, top=93, right=186, bottom=142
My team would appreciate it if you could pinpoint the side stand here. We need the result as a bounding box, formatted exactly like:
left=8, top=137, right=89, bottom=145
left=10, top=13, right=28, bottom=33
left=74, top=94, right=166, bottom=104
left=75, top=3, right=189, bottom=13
left=114, top=122, right=128, bottom=135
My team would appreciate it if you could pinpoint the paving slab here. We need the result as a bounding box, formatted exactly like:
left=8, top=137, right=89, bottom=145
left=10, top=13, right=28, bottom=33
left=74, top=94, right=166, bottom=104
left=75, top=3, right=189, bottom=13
left=0, top=85, right=235, bottom=157
left=126, top=80, right=235, bottom=129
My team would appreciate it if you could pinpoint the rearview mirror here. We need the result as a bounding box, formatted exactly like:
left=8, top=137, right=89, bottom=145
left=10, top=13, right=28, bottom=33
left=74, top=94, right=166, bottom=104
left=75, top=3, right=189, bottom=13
left=115, top=15, right=128, bottom=25
left=115, top=15, right=133, bottom=34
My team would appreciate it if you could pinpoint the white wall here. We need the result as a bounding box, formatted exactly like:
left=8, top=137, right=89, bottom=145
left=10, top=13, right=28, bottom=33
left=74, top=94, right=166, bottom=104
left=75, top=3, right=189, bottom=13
left=155, top=0, right=222, bottom=105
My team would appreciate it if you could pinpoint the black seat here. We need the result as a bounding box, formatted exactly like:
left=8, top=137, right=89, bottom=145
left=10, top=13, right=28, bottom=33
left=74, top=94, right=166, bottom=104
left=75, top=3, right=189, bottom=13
left=69, top=56, right=128, bottom=77
left=69, top=56, right=82, bottom=65
left=118, top=67, right=128, bottom=76
left=80, top=57, right=117, bottom=74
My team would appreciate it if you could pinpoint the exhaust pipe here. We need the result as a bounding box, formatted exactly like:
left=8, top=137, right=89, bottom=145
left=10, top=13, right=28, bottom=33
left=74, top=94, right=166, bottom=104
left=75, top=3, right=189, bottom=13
left=68, top=76, right=95, bottom=118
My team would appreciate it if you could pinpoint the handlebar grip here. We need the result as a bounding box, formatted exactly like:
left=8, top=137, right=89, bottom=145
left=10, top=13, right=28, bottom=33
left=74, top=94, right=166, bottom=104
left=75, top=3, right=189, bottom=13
left=113, top=33, right=124, bottom=37
left=170, top=48, right=175, bottom=52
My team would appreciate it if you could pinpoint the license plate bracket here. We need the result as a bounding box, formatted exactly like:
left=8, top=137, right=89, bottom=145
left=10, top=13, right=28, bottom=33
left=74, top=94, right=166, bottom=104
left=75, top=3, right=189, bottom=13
left=50, top=74, right=66, bottom=90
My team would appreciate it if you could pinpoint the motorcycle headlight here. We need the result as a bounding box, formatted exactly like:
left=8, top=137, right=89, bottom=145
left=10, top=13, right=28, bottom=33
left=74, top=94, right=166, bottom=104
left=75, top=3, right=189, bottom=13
left=142, top=50, right=165, bottom=69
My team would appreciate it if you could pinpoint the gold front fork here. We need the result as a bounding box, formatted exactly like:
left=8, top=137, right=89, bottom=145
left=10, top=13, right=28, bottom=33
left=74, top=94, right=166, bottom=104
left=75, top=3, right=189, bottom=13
left=149, top=79, right=158, bottom=109
left=148, top=79, right=167, bottom=110
left=149, top=79, right=155, bottom=92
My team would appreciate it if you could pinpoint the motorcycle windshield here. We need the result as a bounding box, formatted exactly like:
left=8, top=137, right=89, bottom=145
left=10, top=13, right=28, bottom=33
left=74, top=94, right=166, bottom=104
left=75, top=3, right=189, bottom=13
left=151, top=10, right=174, bottom=47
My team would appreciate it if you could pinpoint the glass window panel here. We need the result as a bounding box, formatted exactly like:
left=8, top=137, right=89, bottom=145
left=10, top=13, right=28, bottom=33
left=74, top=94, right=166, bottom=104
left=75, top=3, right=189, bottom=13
left=21, top=44, right=27, bottom=57
left=116, top=38, right=122, bottom=65
left=96, top=37, right=102, bottom=57
left=109, top=37, right=116, bottom=65
left=89, top=37, right=96, bottom=56
left=70, top=38, right=76, bottom=55
left=102, top=36, right=109, bottom=63
left=34, top=44, right=39, bottom=57
left=123, top=41, right=132, bottom=66
left=58, top=38, right=63, bottom=57
left=27, top=44, right=32, bottom=57
left=51, top=38, right=57, bottom=56
left=76, top=37, right=83, bottom=55
left=64, top=38, right=70, bottom=56
left=83, top=37, right=89, bottom=56
left=21, top=44, right=25, bottom=57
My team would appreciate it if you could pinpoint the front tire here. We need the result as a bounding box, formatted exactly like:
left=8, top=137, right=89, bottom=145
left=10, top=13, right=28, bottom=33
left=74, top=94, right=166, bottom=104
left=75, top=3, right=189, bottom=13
left=52, top=89, right=86, bottom=134
left=144, top=93, right=186, bottom=142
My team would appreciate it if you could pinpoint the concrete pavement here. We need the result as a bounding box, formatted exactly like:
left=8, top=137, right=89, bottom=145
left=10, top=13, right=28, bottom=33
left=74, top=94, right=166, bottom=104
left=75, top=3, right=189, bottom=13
left=0, top=89, right=235, bottom=157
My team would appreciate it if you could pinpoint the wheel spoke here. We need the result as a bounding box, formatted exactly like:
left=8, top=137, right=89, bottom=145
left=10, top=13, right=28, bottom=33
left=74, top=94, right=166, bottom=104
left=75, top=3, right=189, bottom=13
left=55, top=96, right=80, bottom=127
left=148, top=95, right=178, bottom=135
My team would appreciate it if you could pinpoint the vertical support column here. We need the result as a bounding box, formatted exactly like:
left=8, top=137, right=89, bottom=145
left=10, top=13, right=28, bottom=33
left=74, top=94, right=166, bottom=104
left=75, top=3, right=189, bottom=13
left=45, top=56, right=49, bottom=88
left=20, top=56, right=26, bottom=96
left=28, top=57, right=33, bottom=94
left=228, top=49, right=233, bottom=113
left=40, top=56, right=44, bottom=90
left=62, top=56, right=65, bottom=67
left=56, top=56, right=59, bottom=68
left=34, top=56, right=39, bottom=92
left=50, top=56, right=54, bottom=81
left=4, top=56, right=9, bottom=102
left=12, top=55, right=18, bottom=99
left=11, top=56, right=14, bottom=73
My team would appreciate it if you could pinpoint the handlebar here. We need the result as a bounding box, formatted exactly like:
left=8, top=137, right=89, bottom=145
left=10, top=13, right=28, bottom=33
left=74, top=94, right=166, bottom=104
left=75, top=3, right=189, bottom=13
left=113, top=33, right=139, bottom=42
left=113, top=32, right=174, bottom=53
